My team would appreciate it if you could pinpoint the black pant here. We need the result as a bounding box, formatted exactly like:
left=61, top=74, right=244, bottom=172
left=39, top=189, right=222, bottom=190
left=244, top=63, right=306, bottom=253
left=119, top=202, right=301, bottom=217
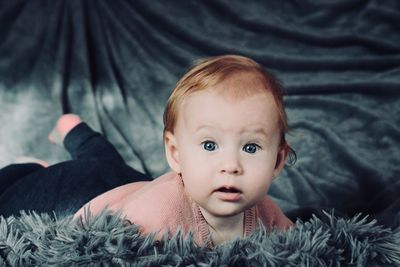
left=0, top=123, right=151, bottom=218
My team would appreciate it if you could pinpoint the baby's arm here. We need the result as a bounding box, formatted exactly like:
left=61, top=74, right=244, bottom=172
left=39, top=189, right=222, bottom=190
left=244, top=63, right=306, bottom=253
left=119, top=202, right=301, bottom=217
left=73, top=181, right=148, bottom=221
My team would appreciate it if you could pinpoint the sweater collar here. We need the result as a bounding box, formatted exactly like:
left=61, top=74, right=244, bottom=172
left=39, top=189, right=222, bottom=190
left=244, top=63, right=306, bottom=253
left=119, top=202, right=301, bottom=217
left=191, top=200, right=257, bottom=248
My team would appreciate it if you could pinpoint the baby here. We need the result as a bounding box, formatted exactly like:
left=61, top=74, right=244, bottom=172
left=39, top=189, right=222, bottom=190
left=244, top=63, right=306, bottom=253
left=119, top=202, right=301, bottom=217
left=74, top=55, right=295, bottom=247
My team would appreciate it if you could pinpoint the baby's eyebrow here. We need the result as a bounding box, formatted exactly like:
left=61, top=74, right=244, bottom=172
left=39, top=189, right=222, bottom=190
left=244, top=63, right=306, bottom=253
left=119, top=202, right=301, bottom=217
left=194, top=125, right=271, bottom=137
left=241, top=128, right=271, bottom=139
left=194, top=125, right=217, bottom=133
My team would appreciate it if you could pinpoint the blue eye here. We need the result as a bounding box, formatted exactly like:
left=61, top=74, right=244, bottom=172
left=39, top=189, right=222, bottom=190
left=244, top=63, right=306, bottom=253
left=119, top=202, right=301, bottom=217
left=243, top=144, right=259, bottom=154
left=202, top=141, right=217, bottom=151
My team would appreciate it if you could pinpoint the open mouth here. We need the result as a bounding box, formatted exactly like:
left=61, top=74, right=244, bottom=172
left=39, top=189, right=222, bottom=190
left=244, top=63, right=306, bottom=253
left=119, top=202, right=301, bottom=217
left=216, top=187, right=242, bottom=194
left=215, top=186, right=242, bottom=201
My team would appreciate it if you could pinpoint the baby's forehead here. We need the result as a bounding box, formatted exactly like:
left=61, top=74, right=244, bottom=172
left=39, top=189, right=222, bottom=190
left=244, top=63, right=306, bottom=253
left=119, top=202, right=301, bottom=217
left=179, top=90, right=279, bottom=132
left=212, top=72, right=268, bottom=98
left=183, top=72, right=270, bottom=105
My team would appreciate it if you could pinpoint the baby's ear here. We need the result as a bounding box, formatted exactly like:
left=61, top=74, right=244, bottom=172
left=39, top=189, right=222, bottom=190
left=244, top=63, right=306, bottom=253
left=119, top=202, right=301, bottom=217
left=273, top=145, right=288, bottom=178
left=164, top=131, right=181, bottom=173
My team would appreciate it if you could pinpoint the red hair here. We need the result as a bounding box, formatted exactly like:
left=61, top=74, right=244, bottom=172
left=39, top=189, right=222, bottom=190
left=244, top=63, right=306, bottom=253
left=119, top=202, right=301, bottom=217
left=163, top=55, right=296, bottom=163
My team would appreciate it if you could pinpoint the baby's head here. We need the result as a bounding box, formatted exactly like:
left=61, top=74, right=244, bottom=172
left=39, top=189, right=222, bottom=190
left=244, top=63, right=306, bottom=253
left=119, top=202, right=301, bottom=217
left=163, top=55, right=294, bottom=219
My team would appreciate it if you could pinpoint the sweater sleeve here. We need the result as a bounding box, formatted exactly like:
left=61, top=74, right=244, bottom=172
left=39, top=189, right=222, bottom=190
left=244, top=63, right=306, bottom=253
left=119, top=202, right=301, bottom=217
left=74, top=181, right=149, bottom=220
left=120, top=172, right=195, bottom=239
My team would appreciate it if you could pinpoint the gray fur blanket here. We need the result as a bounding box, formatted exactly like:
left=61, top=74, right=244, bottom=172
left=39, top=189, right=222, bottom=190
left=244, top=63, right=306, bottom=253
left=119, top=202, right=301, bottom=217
left=1, top=210, right=399, bottom=266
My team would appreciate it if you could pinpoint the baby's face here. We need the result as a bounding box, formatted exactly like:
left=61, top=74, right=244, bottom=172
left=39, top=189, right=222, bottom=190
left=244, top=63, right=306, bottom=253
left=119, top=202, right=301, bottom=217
left=165, top=74, right=286, bottom=219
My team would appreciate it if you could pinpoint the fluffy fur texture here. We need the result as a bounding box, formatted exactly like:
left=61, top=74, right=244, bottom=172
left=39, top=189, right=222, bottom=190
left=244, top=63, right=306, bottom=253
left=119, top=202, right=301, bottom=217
left=0, top=210, right=399, bottom=266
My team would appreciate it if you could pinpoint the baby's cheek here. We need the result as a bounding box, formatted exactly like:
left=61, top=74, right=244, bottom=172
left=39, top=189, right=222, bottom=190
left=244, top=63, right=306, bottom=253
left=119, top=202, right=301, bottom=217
left=248, top=186, right=270, bottom=207
left=189, top=152, right=202, bottom=163
left=245, top=171, right=273, bottom=197
left=183, top=151, right=207, bottom=170
left=253, top=157, right=276, bottom=178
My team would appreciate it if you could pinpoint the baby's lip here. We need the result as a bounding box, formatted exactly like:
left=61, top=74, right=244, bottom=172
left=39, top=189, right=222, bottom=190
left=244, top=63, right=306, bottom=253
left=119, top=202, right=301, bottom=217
left=214, top=186, right=242, bottom=194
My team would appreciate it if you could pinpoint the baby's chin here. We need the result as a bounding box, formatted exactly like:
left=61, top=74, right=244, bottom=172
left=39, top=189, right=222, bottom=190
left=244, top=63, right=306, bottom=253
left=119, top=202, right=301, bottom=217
left=200, top=203, right=248, bottom=218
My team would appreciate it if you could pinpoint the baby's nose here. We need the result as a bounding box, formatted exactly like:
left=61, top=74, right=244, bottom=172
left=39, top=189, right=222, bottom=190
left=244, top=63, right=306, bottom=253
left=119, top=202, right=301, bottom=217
left=220, top=155, right=243, bottom=175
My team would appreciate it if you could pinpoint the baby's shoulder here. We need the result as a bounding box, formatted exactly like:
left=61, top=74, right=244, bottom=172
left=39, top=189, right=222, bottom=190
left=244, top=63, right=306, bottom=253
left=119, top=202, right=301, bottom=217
left=122, top=172, right=184, bottom=204
left=121, top=172, right=194, bottom=235
left=73, top=180, right=149, bottom=219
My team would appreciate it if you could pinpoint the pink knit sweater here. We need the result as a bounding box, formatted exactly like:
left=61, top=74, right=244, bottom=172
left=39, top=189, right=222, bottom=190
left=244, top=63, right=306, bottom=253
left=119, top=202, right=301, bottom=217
left=118, top=172, right=293, bottom=247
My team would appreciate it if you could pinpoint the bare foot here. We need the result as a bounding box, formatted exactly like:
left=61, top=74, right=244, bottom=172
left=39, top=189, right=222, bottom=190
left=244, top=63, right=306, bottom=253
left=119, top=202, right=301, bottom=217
left=48, top=114, right=82, bottom=145
left=14, top=156, right=49, bottom=167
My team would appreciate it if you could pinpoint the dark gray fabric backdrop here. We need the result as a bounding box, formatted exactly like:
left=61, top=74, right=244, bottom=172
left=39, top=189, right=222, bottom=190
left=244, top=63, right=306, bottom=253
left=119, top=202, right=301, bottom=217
left=0, top=0, right=399, bottom=226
